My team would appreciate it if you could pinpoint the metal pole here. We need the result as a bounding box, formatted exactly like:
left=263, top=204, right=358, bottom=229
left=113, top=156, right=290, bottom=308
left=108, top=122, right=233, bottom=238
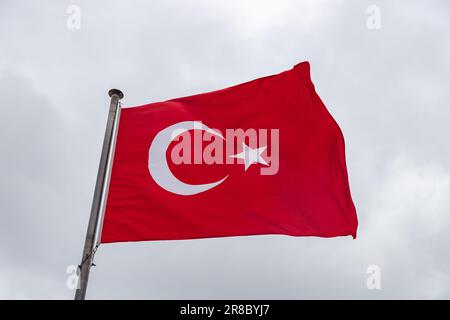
left=74, top=89, right=124, bottom=300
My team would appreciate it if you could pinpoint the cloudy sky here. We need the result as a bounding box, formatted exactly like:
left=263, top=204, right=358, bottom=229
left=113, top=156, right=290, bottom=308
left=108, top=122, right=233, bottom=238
left=1, top=0, right=449, bottom=299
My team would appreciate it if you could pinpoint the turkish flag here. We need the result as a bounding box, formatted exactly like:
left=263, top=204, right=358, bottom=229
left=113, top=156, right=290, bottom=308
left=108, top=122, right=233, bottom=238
left=100, top=61, right=357, bottom=243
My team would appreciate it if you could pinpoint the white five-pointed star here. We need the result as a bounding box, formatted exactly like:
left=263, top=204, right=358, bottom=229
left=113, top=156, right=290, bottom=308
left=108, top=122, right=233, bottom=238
left=229, top=143, right=269, bottom=171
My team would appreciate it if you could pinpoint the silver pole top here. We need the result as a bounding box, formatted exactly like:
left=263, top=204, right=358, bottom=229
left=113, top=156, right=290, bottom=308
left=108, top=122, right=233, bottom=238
left=108, top=88, right=124, bottom=99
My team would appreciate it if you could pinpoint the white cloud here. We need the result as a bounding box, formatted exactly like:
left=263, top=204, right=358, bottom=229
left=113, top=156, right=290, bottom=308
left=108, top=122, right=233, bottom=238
left=0, top=0, right=449, bottom=299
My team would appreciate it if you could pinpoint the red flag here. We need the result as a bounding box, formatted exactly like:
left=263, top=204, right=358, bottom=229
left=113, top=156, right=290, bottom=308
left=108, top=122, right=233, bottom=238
left=101, top=61, right=357, bottom=243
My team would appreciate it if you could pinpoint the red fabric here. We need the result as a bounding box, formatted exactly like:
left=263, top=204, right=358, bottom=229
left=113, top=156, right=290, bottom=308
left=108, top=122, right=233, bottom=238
left=101, top=61, right=357, bottom=243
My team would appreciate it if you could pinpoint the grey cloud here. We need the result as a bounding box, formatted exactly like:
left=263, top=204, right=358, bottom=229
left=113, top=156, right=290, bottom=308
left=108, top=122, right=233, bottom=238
left=0, top=0, right=449, bottom=299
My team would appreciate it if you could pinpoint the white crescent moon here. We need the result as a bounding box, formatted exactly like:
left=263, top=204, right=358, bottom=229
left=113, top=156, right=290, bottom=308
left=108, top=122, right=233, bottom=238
left=148, top=121, right=228, bottom=195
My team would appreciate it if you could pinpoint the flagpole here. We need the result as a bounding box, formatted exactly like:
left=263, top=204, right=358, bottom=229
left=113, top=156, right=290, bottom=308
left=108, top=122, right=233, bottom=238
left=74, top=89, right=124, bottom=300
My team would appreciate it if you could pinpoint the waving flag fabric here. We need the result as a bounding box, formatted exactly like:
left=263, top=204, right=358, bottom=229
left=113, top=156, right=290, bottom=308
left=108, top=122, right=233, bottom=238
left=100, top=61, right=358, bottom=243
